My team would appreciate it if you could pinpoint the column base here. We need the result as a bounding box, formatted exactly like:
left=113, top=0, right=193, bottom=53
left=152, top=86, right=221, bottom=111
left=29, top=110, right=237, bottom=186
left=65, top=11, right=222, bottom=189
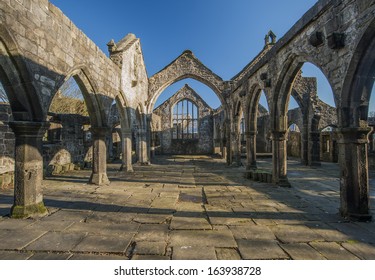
left=137, top=161, right=151, bottom=166
left=89, top=173, right=110, bottom=185
left=274, top=178, right=291, bottom=187
left=340, top=209, right=372, bottom=222
left=246, top=164, right=257, bottom=171
left=11, top=202, right=48, bottom=219
left=120, top=164, right=134, bottom=172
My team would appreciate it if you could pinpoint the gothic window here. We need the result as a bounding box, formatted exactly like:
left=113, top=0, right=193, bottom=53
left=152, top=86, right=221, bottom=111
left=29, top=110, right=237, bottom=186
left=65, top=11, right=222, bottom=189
left=172, top=99, right=198, bottom=139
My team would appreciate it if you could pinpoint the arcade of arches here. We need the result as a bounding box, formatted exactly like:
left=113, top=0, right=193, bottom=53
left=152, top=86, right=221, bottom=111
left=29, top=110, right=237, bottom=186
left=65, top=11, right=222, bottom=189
left=0, top=0, right=375, bottom=231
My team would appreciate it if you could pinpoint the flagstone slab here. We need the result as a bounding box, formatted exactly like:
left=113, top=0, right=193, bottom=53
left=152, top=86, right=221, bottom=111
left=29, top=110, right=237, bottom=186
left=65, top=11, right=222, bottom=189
left=310, top=242, right=360, bottom=260
left=170, top=229, right=237, bottom=247
left=280, top=243, right=325, bottom=260
left=0, top=229, right=47, bottom=250
left=133, top=241, right=166, bottom=256
left=236, top=239, right=288, bottom=260
left=341, top=242, right=375, bottom=260
left=172, top=246, right=217, bottom=260
left=170, top=216, right=212, bottom=230
left=270, top=224, right=324, bottom=243
left=73, top=233, right=134, bottom=253
left=215, top=248, right=241, bottom=260
left=26, top=231, right=86, bottom=251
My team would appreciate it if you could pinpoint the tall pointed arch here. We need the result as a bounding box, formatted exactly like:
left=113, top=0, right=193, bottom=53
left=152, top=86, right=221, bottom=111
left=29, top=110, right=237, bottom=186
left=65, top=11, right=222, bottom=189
left=148, top=50, right=225, bottom=113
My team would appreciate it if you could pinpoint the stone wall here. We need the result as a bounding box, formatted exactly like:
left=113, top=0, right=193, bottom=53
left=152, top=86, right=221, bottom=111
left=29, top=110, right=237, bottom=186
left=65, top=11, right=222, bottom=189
left=0, top=103, right=14, bottom=188
left=213, top=109, right=225, bottom=155
left=287, top=131, right=301, bottom=158
left=320, top=131, right=338, bottom=162
left=43, top=114, right=92, bottom=174
left=153, top=84, right=214, bottom=155
left=109, top=33, right=149, bottom=116
left=1, top=0, right=121, bottom=124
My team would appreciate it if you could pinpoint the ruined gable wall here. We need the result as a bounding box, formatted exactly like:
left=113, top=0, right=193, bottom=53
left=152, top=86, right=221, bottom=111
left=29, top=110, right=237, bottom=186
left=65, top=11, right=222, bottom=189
left=153, top=86, right=214, bottom=154
left=120, top=39, right=149, bottom=111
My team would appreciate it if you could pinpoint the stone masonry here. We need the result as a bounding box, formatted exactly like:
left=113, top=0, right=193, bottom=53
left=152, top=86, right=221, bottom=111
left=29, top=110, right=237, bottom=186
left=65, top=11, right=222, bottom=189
left=153, top=84, right=214, bottom=155
left=0, top=0, right=374, bottom=223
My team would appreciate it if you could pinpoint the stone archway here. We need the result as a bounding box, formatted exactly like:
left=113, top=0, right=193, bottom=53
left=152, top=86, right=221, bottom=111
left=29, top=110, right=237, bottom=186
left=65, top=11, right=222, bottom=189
left=337, top=18, right=375, bottom=221
left=272, top=55, right=336, bottom=186
left=148, top=50, right=226, bottom=114
left=115, top=94, right=134, bottom=172
left=0, top=25, right=44, bottom=121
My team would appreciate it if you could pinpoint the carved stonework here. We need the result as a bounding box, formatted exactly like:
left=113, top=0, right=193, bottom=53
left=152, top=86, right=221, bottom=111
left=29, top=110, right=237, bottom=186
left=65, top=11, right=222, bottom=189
left=148, top=51, right=225, bottom=110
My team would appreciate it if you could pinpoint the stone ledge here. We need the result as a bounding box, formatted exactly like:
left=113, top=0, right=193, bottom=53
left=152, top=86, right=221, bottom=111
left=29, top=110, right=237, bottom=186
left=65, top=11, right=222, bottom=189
left=245, top=169, right=272, bottom=183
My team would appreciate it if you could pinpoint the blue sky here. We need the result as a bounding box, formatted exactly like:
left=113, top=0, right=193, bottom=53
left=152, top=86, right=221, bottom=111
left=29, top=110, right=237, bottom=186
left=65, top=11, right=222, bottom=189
left=49, top=0, right=374, bottom=112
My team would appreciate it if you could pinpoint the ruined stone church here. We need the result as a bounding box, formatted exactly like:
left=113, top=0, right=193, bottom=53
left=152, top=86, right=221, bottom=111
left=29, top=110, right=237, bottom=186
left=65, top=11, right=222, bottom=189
left=0, top=0, right=374, bottom=227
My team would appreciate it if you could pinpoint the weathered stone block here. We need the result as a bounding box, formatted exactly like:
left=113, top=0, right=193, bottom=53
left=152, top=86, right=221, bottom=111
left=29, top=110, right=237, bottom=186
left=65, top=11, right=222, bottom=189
left=52, top=164, right=63, bottom=175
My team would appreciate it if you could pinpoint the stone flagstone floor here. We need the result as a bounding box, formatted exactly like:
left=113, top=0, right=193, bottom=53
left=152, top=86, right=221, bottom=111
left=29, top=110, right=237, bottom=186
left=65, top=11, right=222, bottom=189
left=0, top=155, right=374, bottom=260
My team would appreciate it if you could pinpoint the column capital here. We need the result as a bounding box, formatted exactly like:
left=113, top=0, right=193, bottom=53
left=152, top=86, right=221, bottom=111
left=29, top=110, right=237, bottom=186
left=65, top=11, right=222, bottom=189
left=271, top=130, right=287, bottom=141
left=309, top=131, right=321, bottom=141
left=336, top=126, right=372, bottom=144
left=9, top=121, right=49, bottom=138
left=245, top=131, right=257, bottom=137
left=121, top=128, right=133, bottom=137
left=90, top=126, right=111, bottom=136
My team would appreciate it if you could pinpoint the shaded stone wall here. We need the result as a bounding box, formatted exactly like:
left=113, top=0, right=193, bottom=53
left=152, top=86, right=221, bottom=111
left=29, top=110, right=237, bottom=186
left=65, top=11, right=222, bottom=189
left=213, top=108, right=225, bottom=155
left=287, top=132, right=301, bottom=158
left=153, top=84, right=214, bottom=154
left=256, top=105, right=272, bottom=153
left=320, top=131, right=338, bottom=162
left=0, top=103, right=14, bottom=188
left=43, top=114, right=92, bottom=173
left=1, top=0, right=121, bottom=122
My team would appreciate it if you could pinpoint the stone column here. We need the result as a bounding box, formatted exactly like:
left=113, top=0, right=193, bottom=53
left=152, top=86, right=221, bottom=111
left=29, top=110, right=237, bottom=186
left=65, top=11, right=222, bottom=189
left=301, top=119, right=308, bottom=165
left=246, top=131, right=257, bottom=170
left=225, top=122, right=232, bottom=165
left=337, top=127, right=372, bottom=221
left=120, top=128, right=133, bottom=172
left=137, top=128, right=149, bottom=165
left=232, top=131, right=242, bottom=166
left=89, top=127, right=110, bottom=185
left=309, top=131, right=321, bottom=166
left=271, top=130, right=290, bottom=187
left=146, top=116, right=152, bottom=161
left=9, top=121, right=49, bottom=218
left=107, top=131, right=113, bottom=161
left=222, top=137, right=227, bottom=159
left=230, top=116, right=241, bottom=166
left=150, top=134, right=156, bottom=158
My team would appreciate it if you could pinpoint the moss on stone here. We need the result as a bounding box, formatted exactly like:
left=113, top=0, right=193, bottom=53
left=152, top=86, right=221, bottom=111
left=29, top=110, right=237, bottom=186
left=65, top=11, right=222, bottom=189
left=11, top=202, right=48, bottom=219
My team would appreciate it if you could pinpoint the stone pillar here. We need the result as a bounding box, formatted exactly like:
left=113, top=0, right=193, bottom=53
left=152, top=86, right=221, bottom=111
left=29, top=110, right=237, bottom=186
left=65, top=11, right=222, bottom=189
left=246, top=131, right=257, bottom=170
left=107, top=131, right=113, bottom=161
left=229, top=116, right=241, bottom=166
left=232, top=131, right=242, bottom=166
left=222, top=137, right=227, bottom=159
left=225, top=122, right=232, bottom=165
left=301, top=120, right=308, bottom=165
left=309, top=131, right=321, bottom=166
left=137, top=128, right=149, bottom=165
left=120, top=128, right=133, bottom=172
left=271, top=130, right=290, bottom=187
left=9, top=121, right=49, bottom=218
left=150, top=135, right=156, bottom=158
left=337, top=127, right=372, bottom=221
left=146, top=116, right=152, bottom=162
left=89, top=127, right=110, bottom=185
